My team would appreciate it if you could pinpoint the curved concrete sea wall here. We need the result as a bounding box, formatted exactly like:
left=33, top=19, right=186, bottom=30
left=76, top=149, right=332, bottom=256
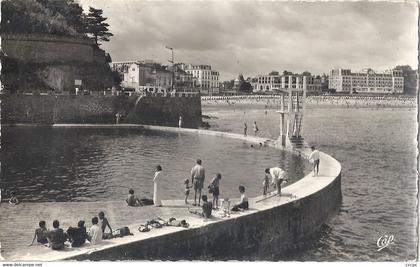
left=49, top=125, right=340, bottom=261
left=74, top=159, right=341, bottom=260
left=1, top=125, right=341, bottom=261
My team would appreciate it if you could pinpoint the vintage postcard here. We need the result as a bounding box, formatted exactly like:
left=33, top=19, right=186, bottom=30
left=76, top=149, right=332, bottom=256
left=0, top=0, right=418, bottom=265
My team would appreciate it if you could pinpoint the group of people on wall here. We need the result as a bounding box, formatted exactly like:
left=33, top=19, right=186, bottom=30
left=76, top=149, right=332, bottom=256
left=18, top=145, right=321, bottom=251
left=128, top=145, right=320, bottom=218
left=30, top=211, right=116, bottom=251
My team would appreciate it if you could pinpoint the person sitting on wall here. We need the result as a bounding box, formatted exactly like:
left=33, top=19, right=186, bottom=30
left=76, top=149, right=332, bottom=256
left=188, top=195, right=212, bottom=218
left=126, top=189, right=141, bottom=207
left=46, top=220, right=66, bottom=250
left=231, top=186, right=249, bottom=211
left=88, top=217, right=102, bottom=245
left=66, top=220, right=88, bottom=248
left=98, top=211, right=113, bottom=239
left=30, top=220, right=48, bottom=246
left=201, top=195, right=213, bottom=218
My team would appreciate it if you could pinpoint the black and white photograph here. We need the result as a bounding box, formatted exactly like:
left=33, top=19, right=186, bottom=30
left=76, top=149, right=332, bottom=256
left=0, top=0, right=418, bottom=264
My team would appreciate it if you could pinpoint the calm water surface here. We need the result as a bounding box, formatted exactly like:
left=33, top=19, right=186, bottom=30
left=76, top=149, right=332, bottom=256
left=203, top=104, right=417, bottom=261
left=1, top=103, right=417, bottom=261
left=1, top=127, right=309, bottom=202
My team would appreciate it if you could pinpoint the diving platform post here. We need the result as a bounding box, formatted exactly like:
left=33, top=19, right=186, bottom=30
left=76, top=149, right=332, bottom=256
left=277, top=75, right=307, bottom=149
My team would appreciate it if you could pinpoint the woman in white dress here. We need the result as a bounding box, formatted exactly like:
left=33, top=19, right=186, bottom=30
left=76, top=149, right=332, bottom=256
left=153, top=165, right=163, bottom=207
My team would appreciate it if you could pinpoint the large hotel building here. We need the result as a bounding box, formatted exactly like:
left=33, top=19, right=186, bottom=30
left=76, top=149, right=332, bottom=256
left=179, top=64, right=220, bottom=95
left=251, top=74, right=327, bottom=93
left=329, top=68, right=404, bottom=94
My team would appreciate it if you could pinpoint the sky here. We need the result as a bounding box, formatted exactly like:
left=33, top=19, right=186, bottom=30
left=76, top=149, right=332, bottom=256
left=79, top=0, right=418, bottom=80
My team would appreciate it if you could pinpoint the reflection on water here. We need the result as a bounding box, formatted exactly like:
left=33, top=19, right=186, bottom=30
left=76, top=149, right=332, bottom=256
left=203, top=105, right=417, bottom=261
left=0, top=127, right=309, bottom=202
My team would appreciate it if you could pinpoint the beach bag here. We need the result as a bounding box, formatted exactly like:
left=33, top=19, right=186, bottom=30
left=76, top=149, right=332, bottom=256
left=139, top=198, right=154, bottom=206
left=113, top=227, right=133, bottom=237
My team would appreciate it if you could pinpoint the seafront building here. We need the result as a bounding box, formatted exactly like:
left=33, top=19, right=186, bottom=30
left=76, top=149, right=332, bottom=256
left=179, top=63, right=220, bottom=95
left=251, top=73, right=327, bottom=94
left=112, top=60, right=200, bottom=95
left=328, top=68, right=404, bottom=94
left=112, top=60, right=220, bottom=95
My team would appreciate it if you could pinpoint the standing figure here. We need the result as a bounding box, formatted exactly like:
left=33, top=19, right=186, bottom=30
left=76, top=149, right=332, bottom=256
left=253, top=121, right=259, bottom=136
left=208, top=173, right=222, bottom=209
left=115, top=112, right=122, bottom=124
left=153, top=165, right=163, bottom=207
left=309, top=146, right=320, bottom=176
left=184, top=179, right=191, bottom=204
left=244, top=122, right=248, bottom=136
left=265, top=167, right=288, bottom=196
left=191, top=159, right=205, bottom=206
left=179, top=115, right=183, bottom=128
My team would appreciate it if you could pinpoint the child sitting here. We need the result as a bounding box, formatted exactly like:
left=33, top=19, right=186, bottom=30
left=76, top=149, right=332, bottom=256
left=201, top=195, right=213, bottom=218
left=126, top=189, right=141, bottom=207
left=30, top=220, right=48, bottom=246
left=184, top=179, right=191, bottom=204
left=188, top=195, right=213, bottom=219
left=231, top=186, right=249, bottom=211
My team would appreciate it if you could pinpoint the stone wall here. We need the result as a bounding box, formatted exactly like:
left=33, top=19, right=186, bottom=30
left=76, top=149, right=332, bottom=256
left=0, top=95, right=202, bottom=127
left=1, top=34, right=103, bottom=64
left=125, top=96, right=202, bottom=127
left=1, top=34, right=112, bottom=92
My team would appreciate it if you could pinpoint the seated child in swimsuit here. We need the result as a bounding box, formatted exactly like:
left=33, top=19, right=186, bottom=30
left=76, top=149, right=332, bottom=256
left=126, top=189, right=141, bottom=207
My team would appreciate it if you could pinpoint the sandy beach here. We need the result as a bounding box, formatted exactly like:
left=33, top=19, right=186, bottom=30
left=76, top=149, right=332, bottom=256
left=201, top=95, right=416, bottom=109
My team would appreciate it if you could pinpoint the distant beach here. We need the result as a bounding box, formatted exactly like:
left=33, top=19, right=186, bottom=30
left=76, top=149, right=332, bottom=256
left=201, top=95, right=416, bottom=109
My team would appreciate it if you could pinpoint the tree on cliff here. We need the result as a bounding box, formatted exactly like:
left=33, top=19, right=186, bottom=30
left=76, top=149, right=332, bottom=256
left=85, top=7, right=113, bottom=45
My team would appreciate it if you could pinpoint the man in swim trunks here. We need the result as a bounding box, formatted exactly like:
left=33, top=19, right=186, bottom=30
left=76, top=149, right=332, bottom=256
left=191, top=159, right=205, bottom=206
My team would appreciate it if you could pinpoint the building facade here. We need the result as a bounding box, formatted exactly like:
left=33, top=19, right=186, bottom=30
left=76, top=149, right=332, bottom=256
left=114, top=61, right=173, bottom=94
left=180, top=64, right=220, bottom=95
left=329, top=68, right=404, bottom=94
left=251, top=74, right=310, bottom=93
left=251, top=74, right=281, bottom=92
